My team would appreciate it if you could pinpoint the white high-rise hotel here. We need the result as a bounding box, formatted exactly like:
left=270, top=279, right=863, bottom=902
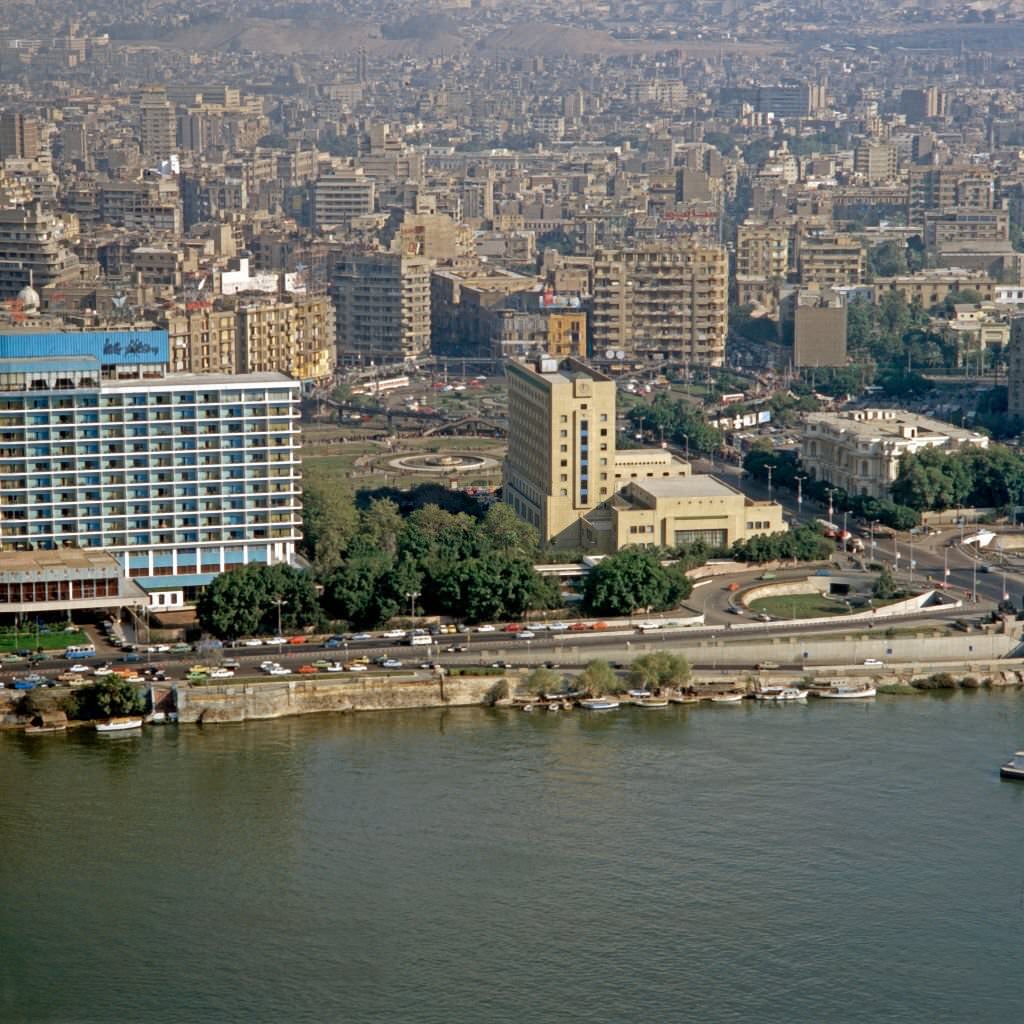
left=0, top=328, right=302, bottom=611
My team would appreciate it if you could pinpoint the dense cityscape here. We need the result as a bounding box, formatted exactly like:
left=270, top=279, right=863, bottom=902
left=3, top=3, right=1024, bottom=1020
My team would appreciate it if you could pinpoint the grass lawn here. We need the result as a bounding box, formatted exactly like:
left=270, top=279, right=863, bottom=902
left=747, top=594, right=852, bottom=619
left=0, top=628, right=89, bottom=653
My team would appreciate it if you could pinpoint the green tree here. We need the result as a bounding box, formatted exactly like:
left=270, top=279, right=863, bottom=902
left=582, top=548, right=692, bottom=616
left=322, top=552, right=395, bottom=628
left=577, top=659, right=619, bottom=696
left=67, top=675, right=146, bottom=720
left=196, top=564, right=321, bottom=640
left=868, top=240, right=909, bottom=279
left=628, top=652, right=691, bottom=690
left=301, top=475, right=358, bottom=571
left=523, top=666, right=563, bottom=697
left=873, top=566, right=899, bottom=600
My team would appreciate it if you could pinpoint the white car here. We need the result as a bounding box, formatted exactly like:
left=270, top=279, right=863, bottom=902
left=381, top=659, right=403, bottom=669
left=382, top=629, right=406, bottom=640
left=68, top=663, right=91, bottom=673
left=475, top=624, right=496, bottom=633
left=209, top=668, right=235, bottom=679
left=637, top=621, right=662, bottom=631
left=267, top=636, right=287, bottom=645
left=518, top=630, right=536, bottom=640
left=265, top=665, right=290, bottom=676
left=346, top=663, right=368, bottom=672
left=241, top=638, right=263, bottom=647
left=863, top=658, right=884, bottom=668
left=324, top=662, right=345, bottom=673
left=546, top=622, right=568, bottom=631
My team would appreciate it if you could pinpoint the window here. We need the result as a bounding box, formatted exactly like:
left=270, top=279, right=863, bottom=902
left=560, top=444, right=567, bottom=453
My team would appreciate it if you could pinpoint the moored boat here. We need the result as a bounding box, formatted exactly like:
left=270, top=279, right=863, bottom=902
left=636, top=697, right=670, bottom=708
left=812, top=683, right=877, bottom=699
left=753, top=686, right=786, bottom=700
left=95, top=717, right=143, bottom=733
left=1000, top=752, right=1024, bottom=779
left=764, top=688, right=808, bottom=701
left=709, top=692, right=746, bottom=704
left=579, top=698, right=620, bottom=711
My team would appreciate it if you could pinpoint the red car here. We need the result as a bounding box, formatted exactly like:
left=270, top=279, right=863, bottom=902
left=569, top=622, right=588, bottom=632
left=502, top=623, right=522, bottom=633
left=288, top=636, right=306, bottom=645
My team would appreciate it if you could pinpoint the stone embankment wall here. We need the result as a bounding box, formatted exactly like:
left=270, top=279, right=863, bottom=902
left=175, top=674, right=506, bottom=725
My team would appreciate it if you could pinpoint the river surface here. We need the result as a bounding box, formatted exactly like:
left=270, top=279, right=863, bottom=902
left=3, top=693, right=1024, bottom=1023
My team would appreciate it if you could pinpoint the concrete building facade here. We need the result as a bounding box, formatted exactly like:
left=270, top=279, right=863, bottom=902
left=801, top=409, right=989, bottom=499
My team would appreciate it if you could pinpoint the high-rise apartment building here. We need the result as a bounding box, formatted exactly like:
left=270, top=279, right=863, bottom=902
left=591, top=243, right=728, bottom=365
left=332, top=252, right=431, bottom=363
left=796, top=233, right=864, bottom=287
left=0, top=202, right=79, bottom=299
left=312, top=169, right=376, bottom=231
left=138, top=85, right=176, bottom=162
left=734, top=221, right=790, bottom=308
left=0, top=330, right=302, bottom=610
left=236, top=294, right=336, bottom=383
left=504, top=356, right=618, bottom=545
left=853, top=141, right=899, bottom=184
left=0, top=112, right=41, bottom=160
left=900, top=87, right=945, bottom=124
left=165, top=307, right=240, bottom=374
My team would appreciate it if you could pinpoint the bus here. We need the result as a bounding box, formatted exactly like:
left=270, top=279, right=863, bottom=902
left=64, top=644, right=96, bottom=660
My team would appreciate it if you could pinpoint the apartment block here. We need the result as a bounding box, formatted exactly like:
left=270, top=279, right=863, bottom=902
left=0, top=330, right=302, bottom=610
left=796, top=233, right=864, bottom=288
left=138, top=85, right=176, bottom=162
left=0, top=111, right=41, bottom=160
left=165, top=307, right=239, bottom=374
left=236, top=294, right=336, bottom=383
left=923, top=208, right=1009, bottom=256
left=332, top=252, right=431, bottom=362
left=592, top=242, right=728, bottom=366
left=0, top=202, right=79, bottom=299
left=313, top=169, right=376, bottom=231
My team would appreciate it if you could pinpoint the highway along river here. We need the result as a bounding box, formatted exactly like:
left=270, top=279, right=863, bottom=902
left=3, top=692, right=1024, bottom=1023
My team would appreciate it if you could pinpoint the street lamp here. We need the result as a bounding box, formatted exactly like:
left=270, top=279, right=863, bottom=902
left=795, top=474, right=806, bottom=514
left=869, top=519, right=878, bottom=563
left=681, top=433, right=690, bottom=461
left=273, top=597, right=287, bottom=654
left=405, top=590, right=420, bottom=622
left=766, top=463, right=774, bottom=502
left=826, top=487, right=837, bottom=524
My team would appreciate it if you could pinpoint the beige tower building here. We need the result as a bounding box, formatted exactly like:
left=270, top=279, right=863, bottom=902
left=138, top=85, right=176, bottom=162
left=237, top=294, right=336, bottom=383
left=504, top=356, right=619, bottom=546
left=592, top=242, right=728, bottom=366
left=504, top=356, right=785, bottom=551
left=332, top=252, right=431, bottom=363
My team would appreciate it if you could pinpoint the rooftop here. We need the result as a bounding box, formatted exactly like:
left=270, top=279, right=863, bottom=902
left=806, top=409, right=987, bottom=442
left=630, top=475, right=739, bottom=499
left=103, top=371, right=297, bottom=390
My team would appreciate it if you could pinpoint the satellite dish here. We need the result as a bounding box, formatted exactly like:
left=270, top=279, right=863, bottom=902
left=616, top=350, right=626, bottom=361
left=604, top=349, right=615, bottom=360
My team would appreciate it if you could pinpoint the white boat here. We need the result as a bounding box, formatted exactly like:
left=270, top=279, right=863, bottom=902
left=753, top=687, right=786, bottom=700
left=813, top=684, right=877, bottom=699
left=773, top=688, right=809, bottom=701
left=522, top=703, right=534, bottom=713
left=579, top=698, right=620, bottom=711
left=636, top=697, right=670, bottom=708
left=709, top=692, right=746, bottom=704
left=95, top=717, right=143, bottom=733
left=146, top=711, right=168, bottom=724
left=1000, top=752, right=1024, bottom=779
left=547, top=702, right=562, bottom=712
left=627, top=689, right=652, bottom=699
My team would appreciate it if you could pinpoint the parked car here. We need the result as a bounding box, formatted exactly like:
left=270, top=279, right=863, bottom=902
left=476, top=624, right=496, bottom=633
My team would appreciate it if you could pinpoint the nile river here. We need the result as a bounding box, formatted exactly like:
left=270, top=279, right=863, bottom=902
left=3, top=693, right=1024, bottom=1023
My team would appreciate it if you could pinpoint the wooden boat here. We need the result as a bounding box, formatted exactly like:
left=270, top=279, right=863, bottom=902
left=636, top=697, right=670, bottom=708
left=709, top=692, right=746, bottom=704
left=1000, top=752, right=1024, bottom=779
left=812, top=684, right=877, bottom=699
left=95, top=717, right=143, bottom=733
left=669, top=694, right=701, bottom=704
left=24, top=723, right=67, bottom=734
left=771, top=688, right=809, bottom=701
left=579, top=698, right=620, bottom=711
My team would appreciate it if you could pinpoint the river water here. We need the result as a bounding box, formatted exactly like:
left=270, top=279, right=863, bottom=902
left=3, top=693, right=1024, bottom=1024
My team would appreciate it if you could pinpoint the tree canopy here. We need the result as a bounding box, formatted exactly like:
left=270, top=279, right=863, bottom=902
left=626, top=393, right=722, bottom=454
left=66, top=674, right=146, bottom=721
left=196, top=564, right=321, bottom=641
left=582, top=547, right=692, bottom=616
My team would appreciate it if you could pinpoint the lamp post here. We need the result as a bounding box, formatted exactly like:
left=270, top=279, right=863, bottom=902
left=406, top=590, right=420, bottom=622
left=826, top=487, right=836, bottom=524
left=795, top=474, right=806, bottom=515
left=842, top=510, right=849, bottom=553
left=681, top=433, right=689, bottom=461
left=869, top=520, right=878, bottom=563
left=766, top=463, right=774, bottom=502
left=274, top=597, right=287, bottom=654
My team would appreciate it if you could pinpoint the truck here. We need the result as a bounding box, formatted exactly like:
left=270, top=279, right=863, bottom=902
left=407, top=633, right=432, bottom=646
